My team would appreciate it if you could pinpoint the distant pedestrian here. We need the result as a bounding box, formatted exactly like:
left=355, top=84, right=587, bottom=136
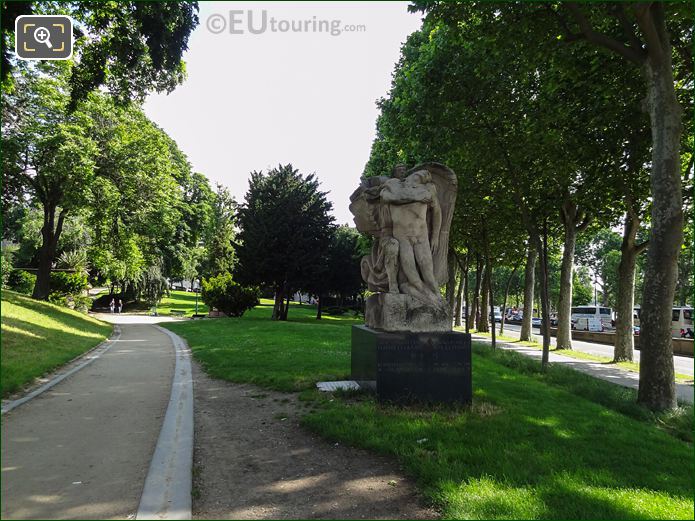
left=109, top=298, right=115, bottom=313
left=118, top=299, right=123, bottom=314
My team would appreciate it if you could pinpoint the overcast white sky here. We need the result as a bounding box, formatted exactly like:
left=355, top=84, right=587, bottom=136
left=143, top=2, right=423, bottom=225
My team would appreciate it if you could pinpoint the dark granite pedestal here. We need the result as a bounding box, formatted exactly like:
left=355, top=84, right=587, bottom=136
left=351, top=325, right=472, bottom=404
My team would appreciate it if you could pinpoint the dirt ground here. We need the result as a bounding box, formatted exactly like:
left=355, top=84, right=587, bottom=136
left=191, top=362, right=438, bottom=520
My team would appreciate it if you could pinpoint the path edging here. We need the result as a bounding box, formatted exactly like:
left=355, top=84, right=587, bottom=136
left=1, top=325, right=122, bottom=415
left=136, top=326, right=194, bottom=521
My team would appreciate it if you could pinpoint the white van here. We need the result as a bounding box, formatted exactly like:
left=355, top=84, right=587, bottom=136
left=672, top=308, right=693, bottom=338
left=571, top=305, right=613, bottom=331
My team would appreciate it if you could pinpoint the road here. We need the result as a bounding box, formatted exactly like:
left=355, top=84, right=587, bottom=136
left=499, top=323, right=694, bottom=378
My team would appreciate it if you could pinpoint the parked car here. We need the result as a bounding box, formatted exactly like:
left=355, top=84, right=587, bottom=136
left=531, top=317, right=542, bottom=327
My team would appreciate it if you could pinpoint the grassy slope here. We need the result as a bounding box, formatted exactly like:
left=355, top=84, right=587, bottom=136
left=1, top=290, right=112, bottom=396
left=156, top=290, right=209, bottom=317
left=164, top=301, right=693, bottom=520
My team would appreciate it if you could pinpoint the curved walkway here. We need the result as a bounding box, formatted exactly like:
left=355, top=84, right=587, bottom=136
left=1, top=315, right=185, bottom=520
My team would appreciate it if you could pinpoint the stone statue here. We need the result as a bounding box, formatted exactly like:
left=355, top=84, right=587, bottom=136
left=349, top=163, right=457, bottom=332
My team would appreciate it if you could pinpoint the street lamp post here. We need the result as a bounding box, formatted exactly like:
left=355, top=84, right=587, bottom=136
left=195, top=279, right=199, bottom=316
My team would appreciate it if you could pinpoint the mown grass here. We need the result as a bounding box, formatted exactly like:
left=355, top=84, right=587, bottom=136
left=164, top=299, right=359, bottom=390
left=1, top=290, right=112, bottom=396
left=164, top=301, right=694, bottom=520
left=155, top=290, right=210, bottom=317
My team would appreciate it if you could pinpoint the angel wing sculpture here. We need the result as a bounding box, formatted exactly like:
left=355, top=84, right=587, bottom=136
left=349, top=162, right=458, bottom=332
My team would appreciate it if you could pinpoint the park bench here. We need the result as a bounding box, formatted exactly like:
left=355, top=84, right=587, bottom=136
left=170, top=309, right=186, bottom=317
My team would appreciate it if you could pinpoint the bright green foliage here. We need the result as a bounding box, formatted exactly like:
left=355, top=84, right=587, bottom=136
left=57, top=249, right=90, bottom=275
left=136, top=265, right=168, bottom=306
left=7, top=270, right=36, bottom=295
left=572, top=267, right=594, bottom=306
left=1, top=290, right=112, bottom=396
left=85, top=94, right=188, bottom=289
left=202, top=184, right=236, bottom=278
left=201, top=273, right=259, bottom=318
left=2, top=3, right=199, bottom=108
left=49, top=272, right=89, bottom=296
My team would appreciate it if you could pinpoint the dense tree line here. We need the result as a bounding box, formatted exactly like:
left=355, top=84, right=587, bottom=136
left=366, top=2, right=692, bottom=411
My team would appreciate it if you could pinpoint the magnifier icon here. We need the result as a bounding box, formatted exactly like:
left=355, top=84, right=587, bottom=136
left=34, top=26, right=52, bottom=48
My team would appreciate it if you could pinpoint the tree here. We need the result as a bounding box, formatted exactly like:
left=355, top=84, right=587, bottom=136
left=3, top=64, right=199, bottom=300
left=572, top=267, right=594, bottom=306
left=83, top=94, right=188, bottom=294
left=2, top=2, right=199, bottom=108
left=559, top=5, right=686, bottom=409
left=2, top=69, right=97, bottom=299
left=201, top=273, right=259, bottom=318
left=137, top=264, right=167, bottom=309
left=411, top=0, right=692, bottom=409
left=236, top=164, right=335, bottom=320
left=203, top=184, right=236, bottom=278
left=323, top=225, right=364, bottom=315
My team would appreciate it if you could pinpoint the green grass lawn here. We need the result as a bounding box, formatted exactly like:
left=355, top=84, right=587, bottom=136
left=1, top=290, right=112, bottom=397
left=156, top=290, right=209, bottom=317
left=164, top=299, right=359, bottom=389
left=164, top=302, right=694, bottom=520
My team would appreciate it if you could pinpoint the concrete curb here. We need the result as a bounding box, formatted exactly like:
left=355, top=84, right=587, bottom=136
left=1, top=325, right=122, bottom=415
left=136, top=326, right=194, bottom=520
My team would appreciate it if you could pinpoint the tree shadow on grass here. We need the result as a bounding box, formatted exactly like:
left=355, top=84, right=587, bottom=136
left=303, top=355, right=694, bottom=519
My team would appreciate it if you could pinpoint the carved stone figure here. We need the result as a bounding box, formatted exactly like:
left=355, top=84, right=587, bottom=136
left=349, top=163, right=457, bottom=332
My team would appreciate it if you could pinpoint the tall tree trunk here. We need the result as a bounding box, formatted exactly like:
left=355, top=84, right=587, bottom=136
left=488, top=259, right=496, bottom=348
left=469, top=254, right=482, bottom=329
left=282, top=290, right=291, bottom=320
left=33, top=205, right=65, bottom=300
left=316, top=292, right=323, bottom=320
left=499, top=264, right=519, bottom=336
left=520, top=244, right=537, bottom=341
left=463, top=254, right=470, bottom=333
left=556, top=217, right=576, bottom=350
left=536, top=222, right=552, bottom=370
left=479, top=261, right=490, bottom=333
left=637, top=6, right=683, bottom=411
left=614, top=210, right=648, bottom=362
left=272, top=286, right=283, bottom=320
left=454, top=254, right=466, bottom=328
left=446, top=251, right=457, bottom=323
left=557, top=198, right=590, bottom=350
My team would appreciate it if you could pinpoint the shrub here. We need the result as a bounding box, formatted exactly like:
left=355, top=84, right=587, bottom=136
left=50, top=271, right=89, bottom=295
left=1, top=255, right=12, bottom=288
left=201, top=273, right=259, bottom=318
left=7, top=270, right=36, bottom=294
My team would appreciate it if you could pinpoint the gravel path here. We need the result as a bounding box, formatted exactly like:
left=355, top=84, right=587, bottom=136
left=191, top=361, right=437, bottom=520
